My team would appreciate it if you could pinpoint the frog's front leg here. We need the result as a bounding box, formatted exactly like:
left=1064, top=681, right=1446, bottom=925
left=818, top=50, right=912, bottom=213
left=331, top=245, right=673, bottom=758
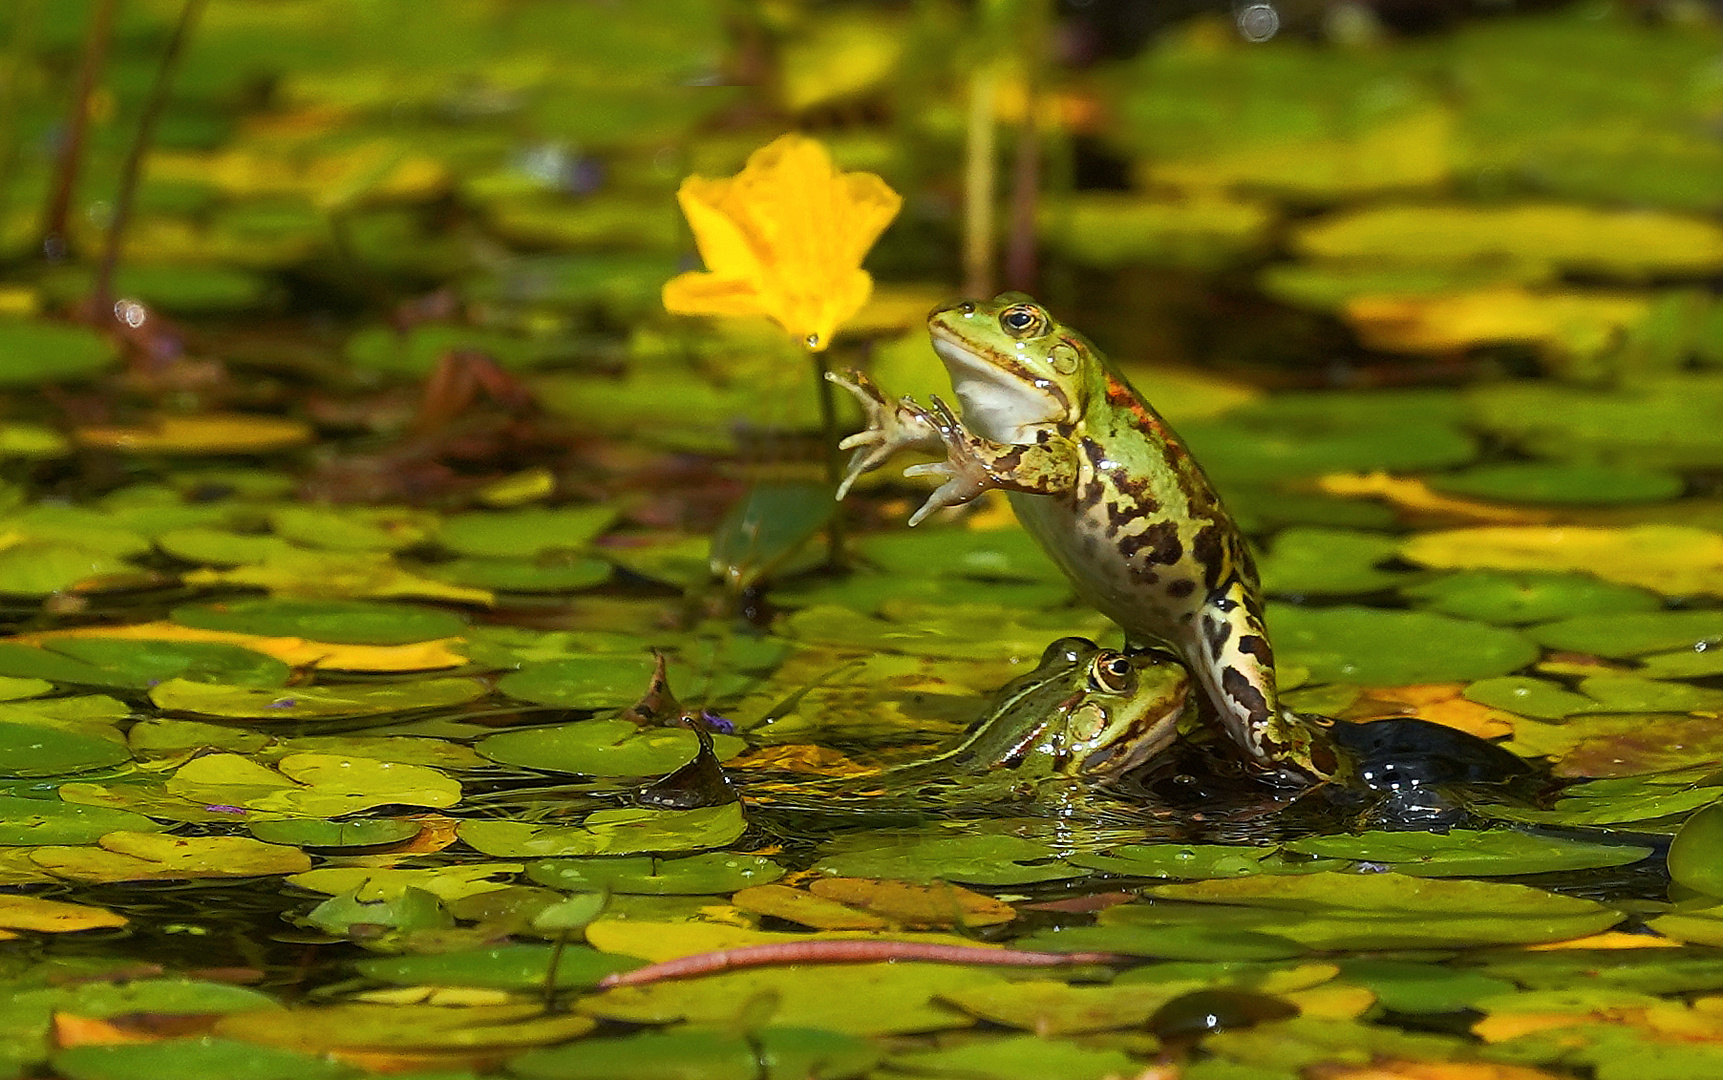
left=902, top=397, right=1078, bottom=526
left=826, top=370, right=944, bottom=499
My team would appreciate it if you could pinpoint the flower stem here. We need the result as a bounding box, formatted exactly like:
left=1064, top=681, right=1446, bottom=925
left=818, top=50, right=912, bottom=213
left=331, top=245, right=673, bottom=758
left=39, top=0, right=118, bottom=260
left=962, top=65, right=998, bottom=298
left=809, top=346, right=845, bottom=565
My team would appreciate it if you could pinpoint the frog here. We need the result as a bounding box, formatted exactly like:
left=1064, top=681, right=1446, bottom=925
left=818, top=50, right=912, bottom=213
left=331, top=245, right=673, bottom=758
left=828, top=293, right=1336, bottom=783
left=761, top=636, right=1192, bottom=809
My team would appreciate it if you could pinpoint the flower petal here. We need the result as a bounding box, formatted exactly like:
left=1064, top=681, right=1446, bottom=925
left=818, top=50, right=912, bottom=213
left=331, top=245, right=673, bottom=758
left=662, top=272, right=767, bottom=318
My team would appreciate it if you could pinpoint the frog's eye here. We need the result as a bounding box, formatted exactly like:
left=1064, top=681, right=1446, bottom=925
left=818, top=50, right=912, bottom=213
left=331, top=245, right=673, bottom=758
left=999, top=305, right=1044, bottom=338
left=1088, top=653, right=1136, bottom=694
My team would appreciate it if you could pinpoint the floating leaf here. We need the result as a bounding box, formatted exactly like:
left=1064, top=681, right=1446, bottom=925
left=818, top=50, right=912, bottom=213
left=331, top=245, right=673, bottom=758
left=171, top=598, right=467, bottom=644
left=435, top=505, right=618, bottom=558
left=458, top=804, right=746, bottom=857
left=1040, top=193, right=1274, bottom=270
left=1258, top=526, right=1415, bottom=596
left=166, top=752, right=461, bottom=815
left=74, top=414, right=313, bottom=454
left=1402, top=571, right=1661, bottom=626
left=1528, top=611, right=1723, bottom=659
left=248, top=817, right=421, bottom=848
left=41, top=637, right=290, bottom=690
left=1283, top=830, right=1652, bottom=877
left=0, top=722, right=130, bottom=778
left=423, top=556, right=611, bottom=592
left=1404, top=524, right=1723, bottom=599
left=0, top=894, right=127, bottom=932
left=1668, top=802, right=1723, bottom=897
left=512, top=1027, right=879, bottom=1080
left=215, top=1001, right=593, bottom=1053
left=1464, top=676, right=1596, bottom=720
left=478, top=718, right=744, bottom=777
left=0, top=319, right=116, bottom=385
left=0, top=796, right=167, bottom=845
left=1429, top=463, right=1682, bottom=506
left=357, top=943, right=636, bottom=989
left=1270, top=606, right=1539, bottom=686
left=31, top=832, right=312, bottom=882
left=816, top=828, right=1080, bottom=886
left=886, top=1033, right=1138, bottom=1080
left=150, top=675, right=486, bottom=719
left=51, top=1039, right=349, bottom=1080
left=525, top=852, right=783, bottom=895
left=496, top=656, right=662, bottom=710
left=1342, top=287, right=1649, bottom=358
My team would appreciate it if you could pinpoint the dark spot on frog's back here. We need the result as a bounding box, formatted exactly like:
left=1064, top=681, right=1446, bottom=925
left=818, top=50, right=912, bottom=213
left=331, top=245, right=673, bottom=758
left=1202, top=614, right=1231, bottom=656
left=1165, top=578, right=1196, bottom=599
left=1221, top=666, right=1271, bottom=725
left=1236, top=634, right=1272, bottom=662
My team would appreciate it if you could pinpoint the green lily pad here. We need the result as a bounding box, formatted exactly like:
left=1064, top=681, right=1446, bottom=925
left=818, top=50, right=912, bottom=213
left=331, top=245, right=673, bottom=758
left=1270, top=606, right=1539, bottom=686
left=1283, top=829, right=1652, bottom=877
left=1067, top=844, right=1324, bottom=880
left=171, top=598, right=467, bottom=644
left=422, top=556, right=611, bottom=592
left=1015, top=923, right=1304, bottom=962
left=1528, top=611, right=1723, bottom=658
left=301, top=884, right=451, bottom=936
left=815, top=828, right=1081, bottom=886
left=0, top=319, right=116, bottom=386
left=1336, top=959, right=1517, bottom=1014
left=511, top=1027, right=879, bottom=1080
left=1464, top=676, right=1597, bottom=719
left=0, top=542, right=132, bottom=595
left=0, top=643, right=132, bottom=685
left=1575, top=675, right=1723, bottom=714
left=149, top=676, right=486, bottom=719
left=1140, top=871, right=1623, bottom=949
left=1668, top=802, right=1723, bottom=897
left=154, top=528, right=298, bottom=567
left=0, top=722, right=130, bottom=778
left=0, top=796, right=167, bottom=845
left=248, top=818, right=422, bottom=848
left=1179, top=415, right=1475, bottom=485
left=1429, top=463, right=1682, bottom=505
left=1465, top=375, right=1723, bottom=470
left=357, top=942, right=637, bottom=989
left=1638, top=647, right=1723, bottom=679
left=458, top=804, right=747, bottom=857
left=165, top=752, right=461, bottom=816
left=1402, top=571, right=1661, bottom=625
left=525, top=852, right=783, bottom=895
left=496, top=656, right=661, bottom=709
left=478, top=718, right=743, bottom=777
left=41, top=638, right=290, bottom=690
left=51, top=1039, right=350, bottom=1080
left=855, top=528, right=1064, bottom=583
left=435, top=506, right=617, bottom=558
left=267, top=506, right=434, bottom=552
left=887, top=1033, right=1138, bottom=1080
left=1487, top=785, right=1721, bottom=826
left=1258, top=527, right=1415, bottom=596
left=0, top=676, right=51, bottom=701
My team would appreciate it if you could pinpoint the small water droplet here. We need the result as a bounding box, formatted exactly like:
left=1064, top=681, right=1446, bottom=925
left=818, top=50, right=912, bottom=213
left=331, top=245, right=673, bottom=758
left=804, top=333, right=821, bottom=349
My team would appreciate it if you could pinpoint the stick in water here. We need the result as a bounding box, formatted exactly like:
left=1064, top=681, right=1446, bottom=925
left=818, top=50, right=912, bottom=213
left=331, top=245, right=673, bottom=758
left=598, top=939, right=1119, bottom=989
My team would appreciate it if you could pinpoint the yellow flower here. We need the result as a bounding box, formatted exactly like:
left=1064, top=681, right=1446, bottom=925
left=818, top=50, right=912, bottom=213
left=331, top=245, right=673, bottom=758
left=663, top=134, right=902, bottom=351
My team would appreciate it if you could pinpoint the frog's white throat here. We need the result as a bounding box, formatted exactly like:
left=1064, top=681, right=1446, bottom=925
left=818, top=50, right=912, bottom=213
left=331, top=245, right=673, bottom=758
left=932, top=337, right=1065, bottom=445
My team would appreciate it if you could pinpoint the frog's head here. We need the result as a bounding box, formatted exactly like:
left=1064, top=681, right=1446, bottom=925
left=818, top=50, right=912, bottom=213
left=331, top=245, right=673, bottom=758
left=964, top=637, right=1190, bottom=780
left=1062, top=646, right=1190, bottom=779
left=927, top=293, right=1098, bottom=444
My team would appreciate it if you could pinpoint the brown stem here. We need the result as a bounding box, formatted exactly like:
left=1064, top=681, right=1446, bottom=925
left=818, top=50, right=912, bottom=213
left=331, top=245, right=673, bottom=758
left=597, top=939, right=1120, bottom=989
left=1003, top=96, right=1040, bottom=293
left=0, top=0, right=46, bottom=236
left=96, top=0, right=207, bottom=315
left=809, top=346, right=845, bottom=565
left=961, top=67, right=997, bottom=298
left=39, top=0, right=119, bottom=260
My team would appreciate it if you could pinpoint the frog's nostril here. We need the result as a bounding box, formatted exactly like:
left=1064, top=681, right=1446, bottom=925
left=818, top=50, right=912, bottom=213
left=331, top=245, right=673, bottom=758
left=958, top=300, right=976, bottom=315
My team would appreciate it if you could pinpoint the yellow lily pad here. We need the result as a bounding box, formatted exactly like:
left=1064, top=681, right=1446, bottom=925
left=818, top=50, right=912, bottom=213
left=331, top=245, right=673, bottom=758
left=0, top=893, right=127, bottom=932
left=31, top=831, right=311, bottom=882
left=1402, top=525, right=1723, bottom=598
left=74, top=414, right=313, bottom=454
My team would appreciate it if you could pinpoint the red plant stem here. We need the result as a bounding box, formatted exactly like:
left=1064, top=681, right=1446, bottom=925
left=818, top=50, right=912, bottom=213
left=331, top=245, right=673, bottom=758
left=96, top=0, right=207, bottom=313
left=597, top=940, right=1120, bottom=989
left=39, top=0, right=118, bottom=259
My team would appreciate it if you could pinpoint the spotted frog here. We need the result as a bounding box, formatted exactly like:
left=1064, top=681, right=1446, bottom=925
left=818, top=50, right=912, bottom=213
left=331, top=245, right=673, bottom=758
left=783, top=637, right=1191, bottom=806
left=829, top=294, right=1335, bottom=782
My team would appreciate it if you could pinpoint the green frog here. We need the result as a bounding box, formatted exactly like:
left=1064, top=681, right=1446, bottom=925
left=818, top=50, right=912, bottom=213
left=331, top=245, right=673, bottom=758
left=763, top=636, right=1191, bottom=808
left=829, top=294, right=1335, bottom=782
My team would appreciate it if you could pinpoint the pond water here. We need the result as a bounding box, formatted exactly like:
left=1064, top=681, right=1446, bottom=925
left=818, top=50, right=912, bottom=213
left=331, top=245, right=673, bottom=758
left=1, top=1, right=1723, bottom=1078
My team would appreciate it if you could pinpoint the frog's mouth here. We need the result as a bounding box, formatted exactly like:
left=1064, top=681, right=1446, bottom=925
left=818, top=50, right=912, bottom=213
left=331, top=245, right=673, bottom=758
left=930, top=333, right=1066, bottom=445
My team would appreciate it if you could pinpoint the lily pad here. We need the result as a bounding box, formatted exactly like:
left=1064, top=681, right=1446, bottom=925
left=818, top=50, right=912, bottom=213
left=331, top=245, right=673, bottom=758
left=478, top=718, right=744, bottom=777
left=356, top=942, right=637, bottom=989
left=0, top=796, right=168, bottom=845
left=815, top=828, right=1081, bottom=886
left=1668, top=802, right=1723, bottom=897
left=1282, top=829, right=1652, bottom=877
left=51, top=1040, right=349, bottom=1080
left=1528, top=611, right=1723, bottom=658
left=248, top=817, right=421, bottom=848
left=0, top=722, right=130, bottom=778
left=423, top=556, right=612, bottom=592
left=457, top=804, right=747, bottom=857
left=149, top=676, right=486, bottom=719
left=170, top=598, right=467, bottom=644
left=41, top=638, right=290, bottom=690
left=435, top=506, right=617, bottom=558
left=1269, top=606, right=1539, bottom=686
left=1258, top=527, right=1415, bottom=596
left=1464, top=676, right=1597, bottom=720
left=0, top=319, right=116, bottom=385
left=511, top=1027, right=879, bottom=1080
left=525, top=852, right=783, bottom=895
left=887, top=1033, right=1138, bottom=1080
left=1402, top=571, right=1661, bottom=625
left=496, top=656, right=661, bottom=709
left=1429, top=463, right=1682, bottom=505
